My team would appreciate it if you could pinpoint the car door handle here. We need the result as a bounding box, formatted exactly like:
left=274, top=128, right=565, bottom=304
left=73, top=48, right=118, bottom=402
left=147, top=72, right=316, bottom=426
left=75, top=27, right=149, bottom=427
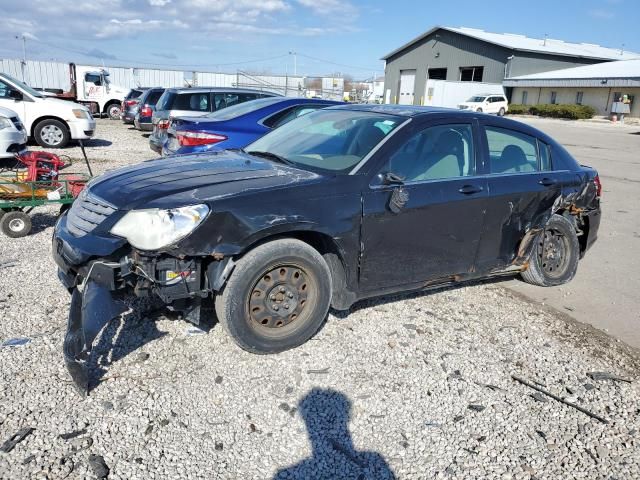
left=538, top=178, right=558, bottom=187
left=458, top=184, right=483, bottom=195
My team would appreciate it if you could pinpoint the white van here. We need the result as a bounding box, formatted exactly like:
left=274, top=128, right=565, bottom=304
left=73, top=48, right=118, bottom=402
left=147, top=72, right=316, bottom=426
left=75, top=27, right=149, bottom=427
left=0, top=73, right=96, bottom=148
left=458, top=94, right=509, bottom=115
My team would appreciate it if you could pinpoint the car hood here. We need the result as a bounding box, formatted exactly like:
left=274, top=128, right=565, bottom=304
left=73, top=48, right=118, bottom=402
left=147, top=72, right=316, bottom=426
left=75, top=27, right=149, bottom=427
left=88, top=151, right=322, bottom=210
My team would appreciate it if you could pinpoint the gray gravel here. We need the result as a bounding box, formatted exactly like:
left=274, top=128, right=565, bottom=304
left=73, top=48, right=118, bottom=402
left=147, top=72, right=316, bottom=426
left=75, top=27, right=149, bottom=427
left=1, top=119, right=639, bottom=479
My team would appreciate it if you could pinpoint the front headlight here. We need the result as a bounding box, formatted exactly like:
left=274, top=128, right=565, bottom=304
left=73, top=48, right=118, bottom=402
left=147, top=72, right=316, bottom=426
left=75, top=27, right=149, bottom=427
left=72, top=109, right=90, bottom=119
left=0, top=117, right=12, bottom=130
left=111, top=204, right=209, bottom=250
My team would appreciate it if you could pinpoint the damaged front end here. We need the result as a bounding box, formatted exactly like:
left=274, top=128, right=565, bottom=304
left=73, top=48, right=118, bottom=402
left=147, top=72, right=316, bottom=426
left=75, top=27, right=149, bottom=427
left=54, top=224, right=234, bottom=395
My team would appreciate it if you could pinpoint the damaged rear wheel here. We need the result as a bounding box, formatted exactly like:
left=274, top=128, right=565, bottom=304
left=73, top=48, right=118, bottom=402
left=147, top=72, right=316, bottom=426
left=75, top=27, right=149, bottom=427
left=215, top=239, right=332, bottom=354
left=521, top=214, right=579, bottom=287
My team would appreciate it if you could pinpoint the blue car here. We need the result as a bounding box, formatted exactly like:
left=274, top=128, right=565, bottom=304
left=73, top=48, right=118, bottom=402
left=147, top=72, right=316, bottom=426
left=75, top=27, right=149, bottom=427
left=162, top=97, right=343, bottom=156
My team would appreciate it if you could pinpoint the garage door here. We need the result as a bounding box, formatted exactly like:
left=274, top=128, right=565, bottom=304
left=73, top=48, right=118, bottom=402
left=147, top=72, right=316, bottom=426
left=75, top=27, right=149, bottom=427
left=398, top=69, right=416, bottom=105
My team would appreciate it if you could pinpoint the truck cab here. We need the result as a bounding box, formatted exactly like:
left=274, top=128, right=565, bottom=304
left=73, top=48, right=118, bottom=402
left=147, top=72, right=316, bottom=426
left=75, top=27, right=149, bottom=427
left=73, top=66, right=129, bottom=120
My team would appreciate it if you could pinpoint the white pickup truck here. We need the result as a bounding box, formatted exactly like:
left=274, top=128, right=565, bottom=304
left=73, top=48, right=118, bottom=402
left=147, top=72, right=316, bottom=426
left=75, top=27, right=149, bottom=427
left=0, top=72, right=96, bottom=148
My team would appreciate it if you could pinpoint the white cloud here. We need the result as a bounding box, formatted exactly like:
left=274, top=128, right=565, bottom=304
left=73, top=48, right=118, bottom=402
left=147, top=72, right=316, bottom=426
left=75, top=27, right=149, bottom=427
left=588, top=9, right=615, bottom=19
left=149, top=0, right=171, bottom=5
left=297, top=0, right=356, bottom=16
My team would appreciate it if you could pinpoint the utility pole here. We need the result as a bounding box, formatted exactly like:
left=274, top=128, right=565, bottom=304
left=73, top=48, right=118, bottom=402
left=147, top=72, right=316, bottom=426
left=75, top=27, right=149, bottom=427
left=15, top=35, right=27, bottom=81
left=289, top=51, right=297, bottom=76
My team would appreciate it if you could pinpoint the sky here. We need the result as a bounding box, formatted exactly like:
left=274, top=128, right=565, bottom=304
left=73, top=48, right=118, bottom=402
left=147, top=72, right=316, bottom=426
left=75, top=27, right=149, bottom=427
left=0, top=0, right=639, bottom=79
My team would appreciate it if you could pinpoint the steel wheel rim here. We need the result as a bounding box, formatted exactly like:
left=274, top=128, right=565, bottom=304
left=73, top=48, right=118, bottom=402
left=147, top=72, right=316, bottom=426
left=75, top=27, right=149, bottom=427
left=248, top=264, right=313, bottom=330
left=8, top=218, right=25, bottom=232
left=109, top=105, right=121, bottom=117
left=539, top=228, right=569, bottom=278
left=41, top=125, right=63, bottom=145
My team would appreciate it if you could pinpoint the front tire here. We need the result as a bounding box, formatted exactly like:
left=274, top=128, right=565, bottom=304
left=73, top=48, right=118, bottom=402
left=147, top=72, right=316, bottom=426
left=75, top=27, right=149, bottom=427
left=0, top=211, right=32, bottom=238
left=106, top=103, right=122, bottom=120
left=476, top=108, right=483, bottom=113
left=521, top=214, right=579, bottom=287
left=34, top=119, right=70, bottom=148
left=498, top=107, right=506, bottom=116
left=215, top=239, right=332, bottom=354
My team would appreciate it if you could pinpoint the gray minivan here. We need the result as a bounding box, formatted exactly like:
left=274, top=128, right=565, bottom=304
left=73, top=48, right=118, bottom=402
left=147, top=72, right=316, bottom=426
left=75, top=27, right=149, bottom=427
left=149, top=87, right=279, bottom=153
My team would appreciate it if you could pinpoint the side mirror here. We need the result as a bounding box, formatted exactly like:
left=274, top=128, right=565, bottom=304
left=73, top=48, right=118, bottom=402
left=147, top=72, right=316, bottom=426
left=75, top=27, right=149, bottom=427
left=9, top=90, right=23, bottom=101
left=382, top=171, right=405, bottom=185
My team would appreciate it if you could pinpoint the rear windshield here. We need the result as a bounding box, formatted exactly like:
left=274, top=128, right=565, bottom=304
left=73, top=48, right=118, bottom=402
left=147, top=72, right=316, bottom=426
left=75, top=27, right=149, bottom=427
left=145, top=89, right=165, bottom=106
left=126, top=89, right=144, bottom=100
left=205, top=97, right=284, bottom=120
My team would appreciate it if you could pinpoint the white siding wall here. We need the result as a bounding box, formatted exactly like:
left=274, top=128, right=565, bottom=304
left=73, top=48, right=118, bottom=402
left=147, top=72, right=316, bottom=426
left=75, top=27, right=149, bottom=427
left=0, top=59, right=70, bottom=90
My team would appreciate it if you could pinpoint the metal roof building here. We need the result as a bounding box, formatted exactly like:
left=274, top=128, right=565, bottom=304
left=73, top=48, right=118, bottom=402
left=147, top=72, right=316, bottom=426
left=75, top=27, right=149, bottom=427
left=504, top=59, right=640, bottom=117
left=381, top=26, right=639, bottom=107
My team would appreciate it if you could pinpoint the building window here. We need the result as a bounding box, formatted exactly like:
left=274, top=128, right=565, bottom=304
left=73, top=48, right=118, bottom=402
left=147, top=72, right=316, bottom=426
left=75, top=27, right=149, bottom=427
left=459, top=66, right=484, bottom=82
left=550, top=91, right=557, bottom=104
left=428, top=68, right=447, bottom=80
left=521, top=91, right=528, bottom=105
left=576, top=91, right=583, bottom=105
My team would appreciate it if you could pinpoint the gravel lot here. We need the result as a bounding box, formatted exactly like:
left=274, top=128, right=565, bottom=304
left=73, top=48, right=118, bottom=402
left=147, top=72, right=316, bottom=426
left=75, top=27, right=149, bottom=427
left=1, top=119, right=639, bottom=479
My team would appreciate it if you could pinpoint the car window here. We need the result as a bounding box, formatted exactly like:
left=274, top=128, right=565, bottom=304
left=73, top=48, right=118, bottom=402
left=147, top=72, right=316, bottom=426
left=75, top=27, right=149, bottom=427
left=486, top=126, right=539, bottom=174
left=264, top=105, right=325, bottom=129
left=538, top=140, right=552, bottom=171
left=0, top=79, right=12, bottom=98
left=384, top=124, right=475, bottom=182
left=173, top=92, right=210, bottom=112
left=212, top=93, right=259, bottom=111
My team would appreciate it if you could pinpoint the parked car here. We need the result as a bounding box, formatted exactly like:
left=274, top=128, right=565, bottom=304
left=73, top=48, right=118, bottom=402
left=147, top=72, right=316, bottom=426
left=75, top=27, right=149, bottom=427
left=0, top=106, right=27, bottom=159
left=149, top=88, right=279, bottom=154
left=121, top=88, right=150, bottom=124
left=458, top=94, right=508, bottom=115
left=134, top=88, right=165, bottom=131
left=0, top=72, right=95, bottom=148
left=163, top=97, right=342, bottom=156
left=53, top=105, right=601, bottom=393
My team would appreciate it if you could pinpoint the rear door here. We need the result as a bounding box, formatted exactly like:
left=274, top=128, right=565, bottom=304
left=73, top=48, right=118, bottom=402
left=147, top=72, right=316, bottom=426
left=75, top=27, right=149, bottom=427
left=475, top=121, right=572, bottom=272
left=360, top=118, right=487, bottom=290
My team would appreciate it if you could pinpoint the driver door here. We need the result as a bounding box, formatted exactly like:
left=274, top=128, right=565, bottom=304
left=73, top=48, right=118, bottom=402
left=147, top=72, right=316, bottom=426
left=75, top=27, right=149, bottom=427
left=359, top=118, right=488, bottom=291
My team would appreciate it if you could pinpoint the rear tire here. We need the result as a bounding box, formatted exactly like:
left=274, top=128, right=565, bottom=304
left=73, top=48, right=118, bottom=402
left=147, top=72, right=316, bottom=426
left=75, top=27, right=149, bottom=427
left=0, top=211, right=32, bottom=238
left=476, top=108, right=483, bottom=113
left=34, top=119, right=70, bottom=148
left=215, top=239, right=332, bottom=354
left=498, top=107, right=506, bottom=116
left=521, top=214, right=579, bottom=287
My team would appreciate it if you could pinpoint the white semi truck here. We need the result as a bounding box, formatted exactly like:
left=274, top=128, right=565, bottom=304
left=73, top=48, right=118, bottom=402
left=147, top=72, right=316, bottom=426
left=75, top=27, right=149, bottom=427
left=50, top=64, right=129, bottom=120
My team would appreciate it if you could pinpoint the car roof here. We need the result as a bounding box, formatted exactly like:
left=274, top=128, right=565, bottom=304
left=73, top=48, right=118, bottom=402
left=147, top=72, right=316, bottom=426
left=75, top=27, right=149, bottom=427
left=328, top=104, right=467, bottom=118
left=164, top=87, right=281, bottom=95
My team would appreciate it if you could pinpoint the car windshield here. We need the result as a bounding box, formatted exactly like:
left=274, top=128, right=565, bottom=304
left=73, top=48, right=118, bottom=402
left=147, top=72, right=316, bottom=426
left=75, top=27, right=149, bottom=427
left=204, top=97, right=283, bottom=121
left=245, top=109, right=404, bottom=173
left=1, top=73, right=45, bottom=98
left=467, top=96, right=487, bottom=103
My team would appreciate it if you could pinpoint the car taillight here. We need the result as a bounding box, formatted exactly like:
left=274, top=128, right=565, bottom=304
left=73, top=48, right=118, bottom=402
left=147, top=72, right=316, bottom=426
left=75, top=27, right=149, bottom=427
left=141, top=106, right=152, bottom=117
left=125, top=100, right=138, bottom=107
left=157, top=119, right=170, bottom=129
left=176, top=130, right=227, bottom=147
left=594, top=174, right=602, bottom=197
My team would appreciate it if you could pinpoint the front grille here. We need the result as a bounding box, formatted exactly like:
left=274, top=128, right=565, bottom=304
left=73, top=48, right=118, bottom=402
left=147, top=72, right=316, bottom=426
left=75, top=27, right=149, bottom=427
left=10, top=117, right=24, bottom=131
left=66, top=190, right=116, bottom=237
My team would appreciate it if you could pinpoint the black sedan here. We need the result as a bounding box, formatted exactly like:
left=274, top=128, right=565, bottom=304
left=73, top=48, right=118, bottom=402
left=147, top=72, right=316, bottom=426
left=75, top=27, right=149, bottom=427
left=52, top=104, right=601, bottom=393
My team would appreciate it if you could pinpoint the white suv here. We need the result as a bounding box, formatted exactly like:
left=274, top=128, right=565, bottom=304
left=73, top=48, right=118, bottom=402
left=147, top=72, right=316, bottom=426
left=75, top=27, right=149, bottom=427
left=458, top=94, right=508, bottom=115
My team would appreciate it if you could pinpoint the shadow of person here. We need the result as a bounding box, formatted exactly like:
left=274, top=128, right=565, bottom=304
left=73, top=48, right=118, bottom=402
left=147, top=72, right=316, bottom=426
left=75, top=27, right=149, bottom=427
left=274, top=388, right=396, bottom=480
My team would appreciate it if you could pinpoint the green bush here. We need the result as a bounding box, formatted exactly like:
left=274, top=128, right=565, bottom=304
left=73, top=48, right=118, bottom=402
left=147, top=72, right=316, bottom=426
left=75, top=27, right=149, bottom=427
left=506, top=104, right=529, bottom=115
left=507, top=103, right=596, bottom=119
left=528, top=104, right=596, bottom=119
